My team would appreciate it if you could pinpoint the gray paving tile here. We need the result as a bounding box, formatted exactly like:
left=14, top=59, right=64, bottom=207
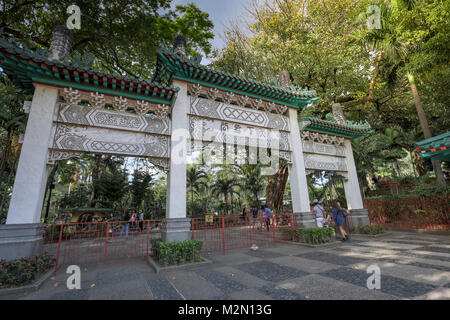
left=165, top=272, right=224, bottom=300
left=277, top=274, right=399, bottom=300
left=244, top=249, right=286, bottom=259
left=94, top=265, right=140, bottom=286
left=49, top=288, right=90, bottom=300
left=402, top=252, right=450, bottom=262
left=235, top=260, right=309, bottom=282
left=211, top=266, right=270, bottom=288
left=267, top=255, right=340, bottom=274
left=422, top=246, right=450, bottom=254
left=258, top=284, right=306, bottom=300
left=297, top=251, right=367, bottom=266
left=320, top=266, right=437, bottom=298
left=197, top=269, right=246, bottom=294
left=147, top=278, right=184, bottom=300
left=228, top=288, right=273, bottom=300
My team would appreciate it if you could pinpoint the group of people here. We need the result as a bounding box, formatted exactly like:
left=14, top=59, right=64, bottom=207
left=242, top=204, right=273, bottom=231
left=312, top=199, right=350, bottom=241
left=105, top=209, right=145, bottom=239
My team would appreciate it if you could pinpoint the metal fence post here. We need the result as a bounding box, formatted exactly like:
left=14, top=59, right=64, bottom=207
left=146, top=220, right=150, bottom=258
left=222, top=217, right=226, bottom=252
left=272, top=216, right=276, bottom=247
left=104, top=222, right=110, bottom=264
left=55, top=223, right=64, bottom=270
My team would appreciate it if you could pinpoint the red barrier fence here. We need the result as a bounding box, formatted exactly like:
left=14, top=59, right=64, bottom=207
left=191, top=213, right=298, bottom=253
left=42, top=220, right=162, bottom=269
left=364, top=195, right=450, bottom=230
left=43, top=212, right=324, bottom=267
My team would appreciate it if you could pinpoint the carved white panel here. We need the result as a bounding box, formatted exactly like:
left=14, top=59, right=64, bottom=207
left=56, top=103, right=171, bottom=135
left=301, top=130, right=344, bottom=146
left=302, top=140, right=345, bottom=157
left=303, top=154, right=347, bottom=172
left=190, top=97, right=290, bottom=131
left=50, top=124, right=169, bottom=158
left=189, top=116, right=290, bottom=151
left=47, top=150, right=83, bottom=164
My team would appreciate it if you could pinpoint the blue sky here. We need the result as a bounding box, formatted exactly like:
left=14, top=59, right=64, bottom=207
left=173, top=0, right=249, bottom=63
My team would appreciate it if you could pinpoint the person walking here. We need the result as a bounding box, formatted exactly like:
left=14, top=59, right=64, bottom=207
left=251, top=207, right=258, bottom=228
left=332, top=202, right=349, bottom=241
left=312, top=199, right=325, bottom=228
left=264, top=204, right=272, bottom=232
left=120, top=209, right=131, bottom=239
left=130, top=211, right=137, bottom=229
left=139, top=211, right=144, bottom=232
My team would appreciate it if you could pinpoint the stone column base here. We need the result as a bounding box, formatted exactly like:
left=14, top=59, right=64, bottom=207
left=0, top=223, right=44, bottom=261
left=348, top=208, right=370, bottom=231
left=294, top=212, right=316, bottom=229
left=161, top=218, right=191, bottom=243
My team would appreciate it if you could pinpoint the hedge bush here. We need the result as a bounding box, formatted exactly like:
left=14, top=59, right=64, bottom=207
left=0, top=253, right=55, bottom=289
left=296, top=227, right=335, bottom=244
left=358, top=224, right=385, bottom=235
left=151, top=239, right=203, bottom=266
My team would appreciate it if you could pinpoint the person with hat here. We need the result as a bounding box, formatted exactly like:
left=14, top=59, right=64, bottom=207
left=312, top=199, right=325, bottom=228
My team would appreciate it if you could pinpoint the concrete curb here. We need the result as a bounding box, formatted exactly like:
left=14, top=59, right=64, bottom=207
left=384, top=227, right=450, bottom=236
left=146, top=256, right=213, bottom=273
left=0, top=268, right=55, bottom=297
left=277, top=239, right=340, bottom=248
left=351, top=232, right=392, bottom=238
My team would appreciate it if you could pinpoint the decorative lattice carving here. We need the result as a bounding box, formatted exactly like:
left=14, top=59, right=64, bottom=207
left=62, top=87, right=81, bottom=104
left=113, top=96, right=129, bottom=111
left=88, top=92, right=106, bottom=108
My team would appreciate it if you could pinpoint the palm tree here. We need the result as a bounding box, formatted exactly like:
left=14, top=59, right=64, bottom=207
left=211, top=176, right=240, bottom=215
left=351, top=0, right=444, bottom=181
left=241, top=164, right=265, bottom=208
left=186, top=166, right=208, bottom=214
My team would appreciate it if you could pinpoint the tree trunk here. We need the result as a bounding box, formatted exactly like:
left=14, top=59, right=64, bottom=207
left=265, top=164, right=289, bottom=213
left=43, top=162, right=59, bottom=222
left=89, top=155, right=101, bottom=206
left=408, top=72, right=445, bottom=182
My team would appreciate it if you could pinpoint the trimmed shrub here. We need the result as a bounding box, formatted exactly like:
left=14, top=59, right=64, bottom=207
left=151, top=239, right=203, bottom=266
left=0, top=253, right=55, bottom=289
left=296, top=227, right=335, bottom=244
left=359, top=224, right=385, bottom=235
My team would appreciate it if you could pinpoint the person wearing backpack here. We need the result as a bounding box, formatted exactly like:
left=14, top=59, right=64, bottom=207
left=264, top=204, right=272, bottom=232
left=332, top=202, right=349, bottom=241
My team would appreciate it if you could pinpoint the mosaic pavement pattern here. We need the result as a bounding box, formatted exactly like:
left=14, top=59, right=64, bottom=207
left=4, top=231, right=450, bottom=300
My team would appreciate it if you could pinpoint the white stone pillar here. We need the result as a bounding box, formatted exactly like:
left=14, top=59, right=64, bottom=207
left=1, top=84, right=58, bottom=260
left=7, top=85, right=58, bottom=224
left=288, top=108, right=315, bottom=228
left=343, top=139, right=370, bottom=228
left=163, top=80, right=190, bottom=242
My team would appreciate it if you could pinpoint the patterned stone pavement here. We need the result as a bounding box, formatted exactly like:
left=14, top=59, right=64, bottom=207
left=3, top=231, right=450, bottom=300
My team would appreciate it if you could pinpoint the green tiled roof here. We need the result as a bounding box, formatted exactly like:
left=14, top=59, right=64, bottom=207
left=0, top=32, right=177, bottom=105
left=416, top=131, right=450, bottom=162
left=299, top=116, right=373, bottom=139
left=152, top=43, right=318, bottom=109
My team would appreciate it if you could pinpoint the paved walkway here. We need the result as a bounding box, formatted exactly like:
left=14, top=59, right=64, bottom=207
left=4, top=231, right=450, bottom=300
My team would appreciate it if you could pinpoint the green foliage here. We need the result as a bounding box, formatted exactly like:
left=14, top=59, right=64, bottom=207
left=359, top=224, right=385, bottom=235
left=0, top=253, right=55, bottom=289
left=411, top=181, right=449, bottom=197
left=151, top=239, right=203, bottom=266
left=57, top=183, right=91, bottom=209
left=0, top=1, right=214, bottom=79
left=296, top=227, right=335, bottom=244
left=130, top=169, right=153, bottom=211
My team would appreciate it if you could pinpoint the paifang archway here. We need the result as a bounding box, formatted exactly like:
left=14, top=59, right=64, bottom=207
left=0, top=29, right=372, bottom=260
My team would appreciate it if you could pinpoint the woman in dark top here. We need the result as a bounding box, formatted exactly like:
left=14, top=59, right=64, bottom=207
left=332, top=202, right=349, bottom=241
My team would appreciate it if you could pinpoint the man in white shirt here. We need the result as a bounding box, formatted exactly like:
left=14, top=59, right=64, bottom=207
left=312, top=199, right=325, bottom=228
